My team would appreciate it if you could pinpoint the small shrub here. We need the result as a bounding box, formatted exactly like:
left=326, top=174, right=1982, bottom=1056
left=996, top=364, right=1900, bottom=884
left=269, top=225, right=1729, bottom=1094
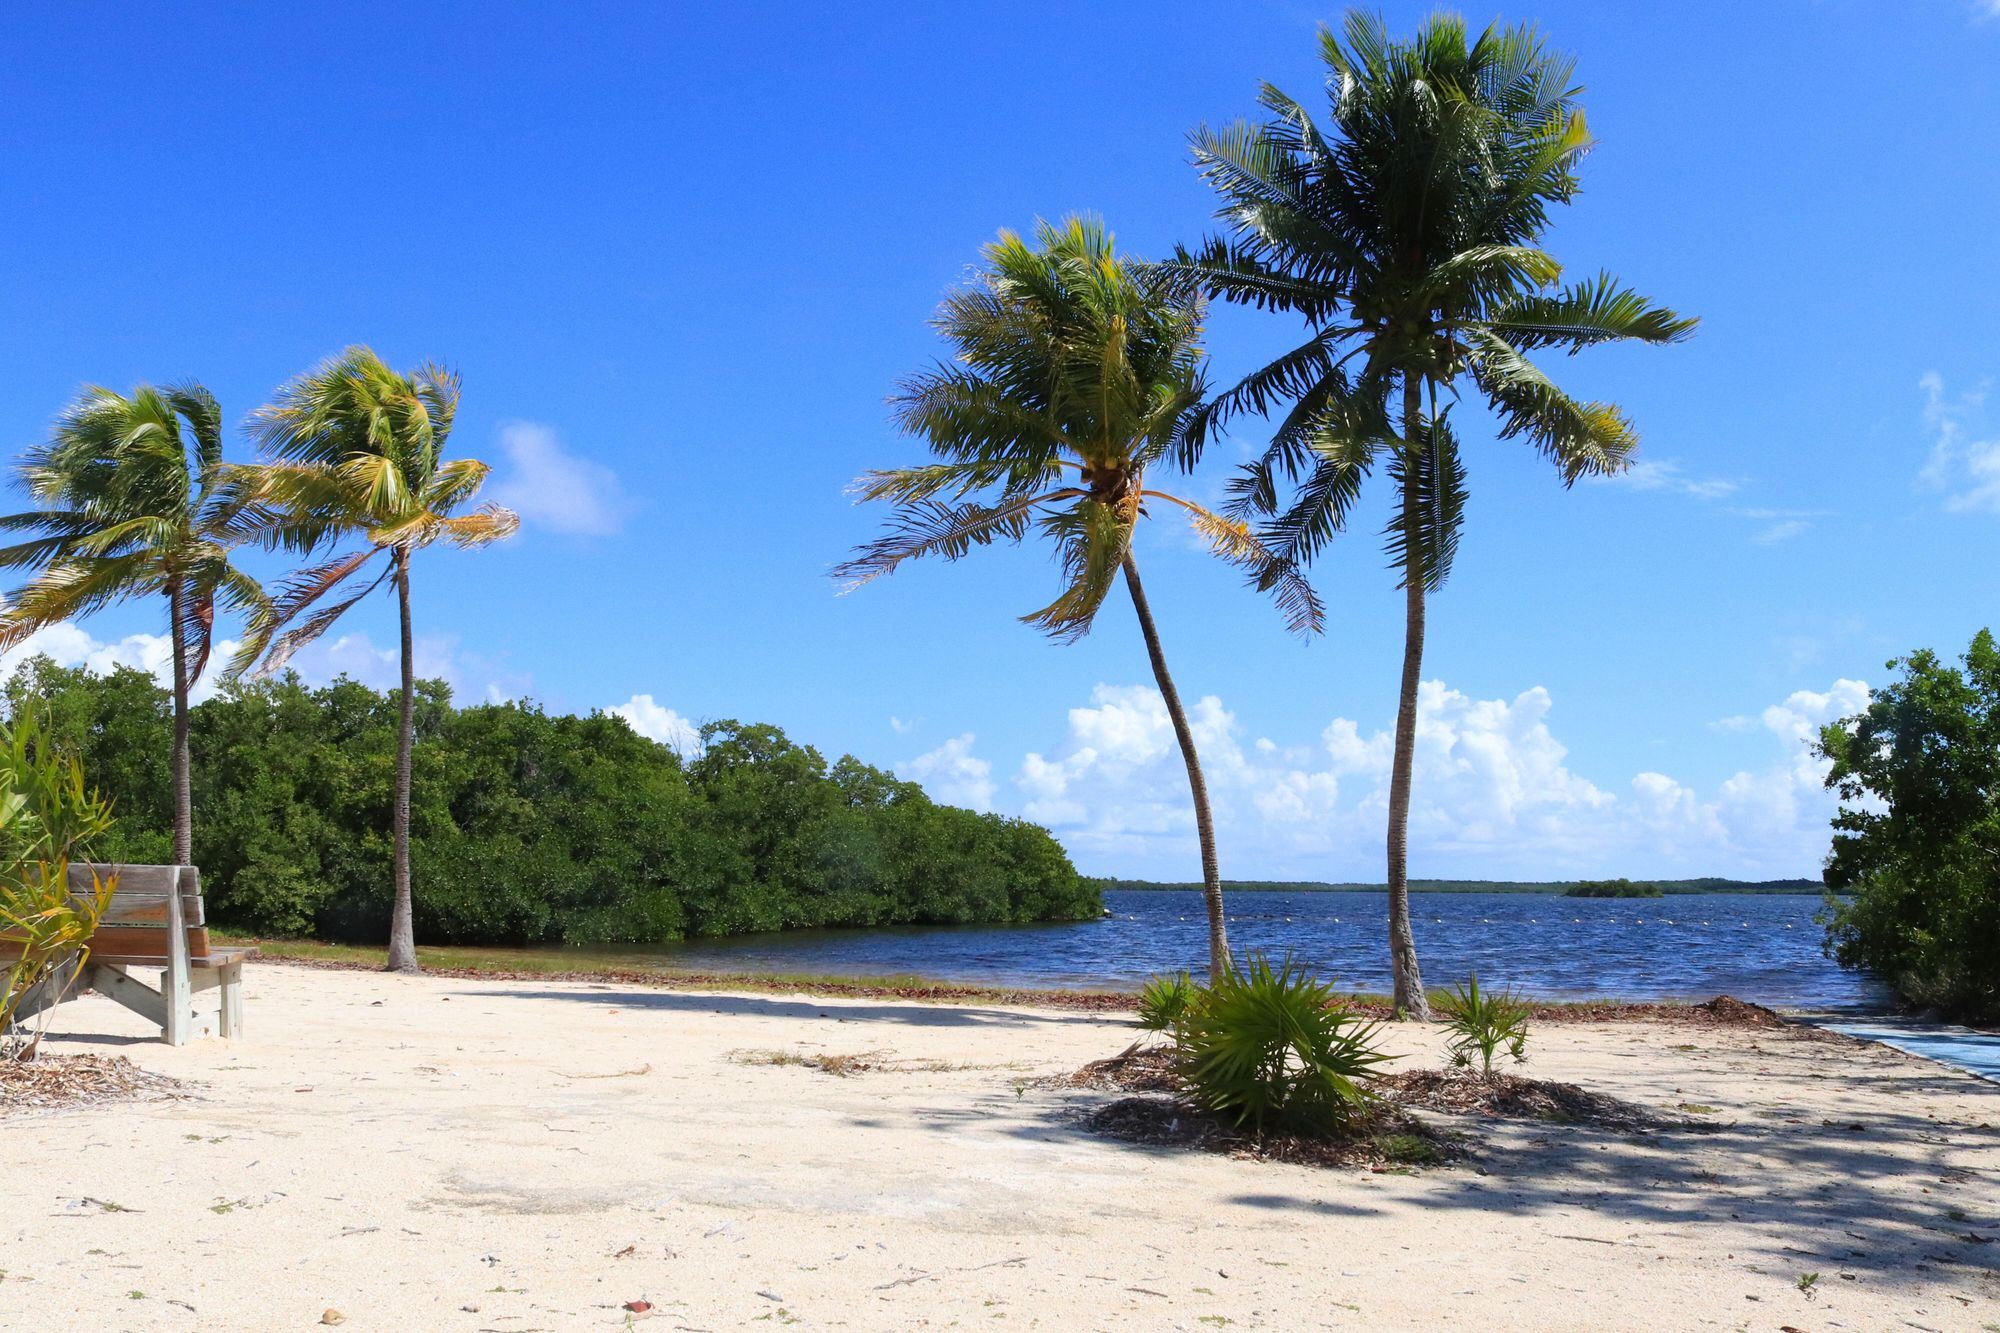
left=1135, top=970, right=1201, bottom=1034
left=1440, top=973, right=1531, bottom=1077
left=0, top=712, right=117, bottom=1056
left=1175, top=955, right=1389, bottom=1137
left=1373, top=1132, right=1441, bottom=1165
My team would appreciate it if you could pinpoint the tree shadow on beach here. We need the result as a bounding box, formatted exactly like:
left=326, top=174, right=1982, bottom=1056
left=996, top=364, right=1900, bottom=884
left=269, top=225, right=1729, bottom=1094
left=998, top=1035, right=1999, bottom=1293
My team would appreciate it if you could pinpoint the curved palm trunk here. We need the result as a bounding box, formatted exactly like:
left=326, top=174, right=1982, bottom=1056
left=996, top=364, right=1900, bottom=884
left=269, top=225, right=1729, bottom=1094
left=167, top=578, right=192, bottom=866
left=1119, top=551, right=1230, bottom=980
left=1387, top=378, right=1431, bottom=1019
left=385, top=549, right=419, bottom=974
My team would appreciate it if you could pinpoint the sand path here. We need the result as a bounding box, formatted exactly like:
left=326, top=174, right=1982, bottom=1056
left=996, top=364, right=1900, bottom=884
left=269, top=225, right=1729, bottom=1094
left=3, top=962, right=1996, bottom=1331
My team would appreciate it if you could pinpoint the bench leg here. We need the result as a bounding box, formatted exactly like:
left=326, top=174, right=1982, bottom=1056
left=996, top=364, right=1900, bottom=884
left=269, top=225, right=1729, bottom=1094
left=8, top=953, right=83, bottom=1027
left=219, top=960, right=243, bottom=1039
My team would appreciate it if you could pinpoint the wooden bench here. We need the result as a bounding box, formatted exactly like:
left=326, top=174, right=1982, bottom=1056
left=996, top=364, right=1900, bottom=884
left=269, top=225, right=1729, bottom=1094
left=8, top=864, right=256, bottom=1046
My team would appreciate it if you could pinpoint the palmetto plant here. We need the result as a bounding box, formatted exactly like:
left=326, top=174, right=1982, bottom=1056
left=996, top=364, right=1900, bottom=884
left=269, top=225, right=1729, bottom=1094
left=237, top=347, right=518, bottom=973
left=1175, top=954, right=1389, bottom=1136
left=835, top=217, right=1320, bottom=981
left=1439, top=972, right=1531, bottom=1078
left=1171, top=12, right=1695, bottom=1016
left=0, top=383, right=266, bottom=864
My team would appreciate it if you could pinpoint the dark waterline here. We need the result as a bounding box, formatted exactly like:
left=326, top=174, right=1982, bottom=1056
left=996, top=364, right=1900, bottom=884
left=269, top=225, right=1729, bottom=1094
left=551, top=890, right=1885, bottom=1011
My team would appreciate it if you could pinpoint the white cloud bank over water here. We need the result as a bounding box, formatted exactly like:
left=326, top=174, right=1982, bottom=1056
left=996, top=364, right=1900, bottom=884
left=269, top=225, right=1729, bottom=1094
left=909, top=676, right=1871, bottom=882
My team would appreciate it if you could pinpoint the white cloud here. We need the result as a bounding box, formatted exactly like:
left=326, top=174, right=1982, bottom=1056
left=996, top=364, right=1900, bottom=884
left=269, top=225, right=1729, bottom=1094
left=889, top=715, right=918, bottom=736
left=487, top=421, right=633, bottom=537
left=1601, top=459, right=1738, bottom=500
left=1750, top=519, right=1809, bottom=544
left=0, top=618, right=241, bottom=703
left=278, top=631, right=529, bottom=704
left=1917, top=372, right=2000, bottom=512
left=967, top=675, right=1872, bottom=881
left=898, top=733, right=995, bottom=810
left=608, top=693, right=701, bottom=754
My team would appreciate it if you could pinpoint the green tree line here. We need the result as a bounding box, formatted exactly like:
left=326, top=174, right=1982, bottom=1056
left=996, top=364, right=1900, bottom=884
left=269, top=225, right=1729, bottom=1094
left=4, top=658, right=1097, bottom=946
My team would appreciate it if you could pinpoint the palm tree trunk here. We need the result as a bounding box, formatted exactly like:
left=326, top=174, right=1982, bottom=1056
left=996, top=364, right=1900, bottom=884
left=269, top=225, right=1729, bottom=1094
left=1386, top=377, right=1431, bottom=1020
left=167, top=577, right=192, bottom=867
left=1119, top=550, right=1230, bottom=980
left=385, top=548, right=419, bottom=974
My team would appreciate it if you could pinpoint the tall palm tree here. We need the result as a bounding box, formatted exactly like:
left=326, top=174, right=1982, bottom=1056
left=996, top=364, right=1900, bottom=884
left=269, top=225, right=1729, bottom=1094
left=835, top=216, right=1320, bottom=980
left=0, top=383, right=266, bottom=864
left=237, top=347, right=518, bottom=973
left=1170, top=13, right=1695, bottom=1016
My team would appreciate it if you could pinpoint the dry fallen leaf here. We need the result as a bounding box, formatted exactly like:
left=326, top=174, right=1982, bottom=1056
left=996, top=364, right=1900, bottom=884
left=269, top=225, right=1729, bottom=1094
left=623, top=1298, right=651, bottom=1313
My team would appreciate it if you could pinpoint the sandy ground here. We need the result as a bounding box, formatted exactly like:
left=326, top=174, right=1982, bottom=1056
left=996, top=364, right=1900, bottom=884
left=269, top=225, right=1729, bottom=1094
left=3, top=963, right=1997, bottom=1333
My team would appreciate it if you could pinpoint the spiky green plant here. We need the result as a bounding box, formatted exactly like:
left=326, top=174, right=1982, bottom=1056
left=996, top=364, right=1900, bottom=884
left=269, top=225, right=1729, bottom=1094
left=1169, top=12, right=1695, bottom=1017
left=1175, top=954, right=1389, bottom=1136
left=0, top=711, right=117, bottom=1056
left=1440, top=973, right=1532, bottom=1077
left=0, top=383, right=265, bottom=864
left=1135, top=970, right=1202, bottom=1034
left=235, top=347, right=518, bottom=973
left=836, top=217, right=1319, bottom=980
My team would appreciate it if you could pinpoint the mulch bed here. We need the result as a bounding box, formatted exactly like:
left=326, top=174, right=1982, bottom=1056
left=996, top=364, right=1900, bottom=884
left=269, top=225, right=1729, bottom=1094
left=1379, top=1069, right=1692, bottom=1130
left=1083, top=1095, right=1461, bottom=1171
left=0, top=1053, right=192, bottom=1116
left=1035, top=1045, right=1181, bottom=1093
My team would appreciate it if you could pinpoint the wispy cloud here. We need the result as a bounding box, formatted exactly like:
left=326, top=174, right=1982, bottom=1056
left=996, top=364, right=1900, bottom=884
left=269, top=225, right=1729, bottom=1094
left=487, top=421, right=634, bottom=537
left=1600, top=459, right=1739, bottom=500
left=1917, top=372, right=2000, bottom=512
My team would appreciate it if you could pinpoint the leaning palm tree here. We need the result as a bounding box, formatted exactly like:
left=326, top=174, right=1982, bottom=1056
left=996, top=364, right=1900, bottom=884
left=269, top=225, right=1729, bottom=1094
left=0, top=383, right=265, bottom=863
left=1169, top=13, right=1695, bottom=1015
left=237, top=348, right=518, bottom=973
left=835, top=216, right=1320, bottom=981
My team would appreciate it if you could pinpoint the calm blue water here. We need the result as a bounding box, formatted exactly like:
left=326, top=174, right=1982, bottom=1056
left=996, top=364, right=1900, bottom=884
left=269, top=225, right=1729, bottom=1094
left=564, top=890, right=1884, bottom=1011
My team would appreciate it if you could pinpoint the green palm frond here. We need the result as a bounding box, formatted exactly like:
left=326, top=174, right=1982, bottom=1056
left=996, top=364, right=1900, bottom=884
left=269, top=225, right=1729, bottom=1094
left=0, top=381, right=263, bottom=682
left=1486, top=272, right=1699, bottom=352
left=1177, top=12, right=1688, bottom=579
left=843, top=216, right=1318, bottom=639
left=1383, top=411, right=1468, bottom=591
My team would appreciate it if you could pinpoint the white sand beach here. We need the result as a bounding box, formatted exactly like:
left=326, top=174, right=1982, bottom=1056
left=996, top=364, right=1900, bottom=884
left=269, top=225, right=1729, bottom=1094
left=3, top=962, right=1996, bottom=1332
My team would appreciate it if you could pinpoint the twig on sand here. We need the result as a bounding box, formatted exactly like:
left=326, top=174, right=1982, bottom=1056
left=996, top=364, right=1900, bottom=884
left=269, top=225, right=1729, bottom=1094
left=874, top=1255, right=1028, bottom=1291
left=556, top=1063, right=652, bottom=1080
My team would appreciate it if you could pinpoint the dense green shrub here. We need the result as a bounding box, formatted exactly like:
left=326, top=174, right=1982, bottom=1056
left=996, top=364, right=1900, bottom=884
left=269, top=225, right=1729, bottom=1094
left=1134, top=970, right=1201, bottom=1035
left=1818, top=631, right=2000, bottom=1020
left=1439, top=973, right=1530, bottom=1077
left=1, top=658, right=1099, bottom=946
left=1174, top=956, right=1389, bottom=1136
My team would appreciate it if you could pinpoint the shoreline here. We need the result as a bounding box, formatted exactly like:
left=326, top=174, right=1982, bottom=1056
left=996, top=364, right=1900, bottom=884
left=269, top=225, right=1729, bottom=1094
left=223, top=940, right=1867, bottom=1024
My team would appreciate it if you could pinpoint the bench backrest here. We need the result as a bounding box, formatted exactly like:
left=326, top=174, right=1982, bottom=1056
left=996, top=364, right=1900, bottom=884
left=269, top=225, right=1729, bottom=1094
left=67, top=864, right=211, bottom=963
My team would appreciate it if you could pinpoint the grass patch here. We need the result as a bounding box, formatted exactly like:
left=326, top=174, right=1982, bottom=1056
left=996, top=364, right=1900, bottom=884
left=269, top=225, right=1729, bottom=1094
left=727, top=1048, right=993, bottom=1077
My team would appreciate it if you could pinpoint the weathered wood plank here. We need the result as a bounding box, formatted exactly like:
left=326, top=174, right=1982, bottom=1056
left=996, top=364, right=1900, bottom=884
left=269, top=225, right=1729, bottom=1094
left=161, top=880, right=194, bottom=1047
left=100, top=894, right=206, bottom=927
left=85, top=963, right=167, bottom=1026
left=219, top=960, right=243, bottom=1039
left=86, top=925, right=211, bottom=961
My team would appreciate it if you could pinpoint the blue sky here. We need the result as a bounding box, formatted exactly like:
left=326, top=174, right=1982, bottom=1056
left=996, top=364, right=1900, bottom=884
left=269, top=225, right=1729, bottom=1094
left=2, top=1, right=1995, bottom=882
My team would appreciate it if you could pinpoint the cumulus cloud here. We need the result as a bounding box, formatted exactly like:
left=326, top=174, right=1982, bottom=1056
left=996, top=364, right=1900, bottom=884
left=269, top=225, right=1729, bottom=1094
left=0, top=618, right=242, bottom=703
left=1917, top=372, right=2000, bottom=513
left=977, top=675, right=1871, bottom=881
left=898, top=733, right=995, bottom=810
left=487, top=421, right=633, bottom=536
left=608, top=693, right=701, bottom=754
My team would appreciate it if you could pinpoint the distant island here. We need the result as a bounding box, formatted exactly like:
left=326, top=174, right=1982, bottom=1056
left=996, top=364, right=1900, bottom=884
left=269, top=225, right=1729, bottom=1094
left=1088, top=876, right=1822, bottom=896
left=1562, top=878, right=1665, bottom=898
